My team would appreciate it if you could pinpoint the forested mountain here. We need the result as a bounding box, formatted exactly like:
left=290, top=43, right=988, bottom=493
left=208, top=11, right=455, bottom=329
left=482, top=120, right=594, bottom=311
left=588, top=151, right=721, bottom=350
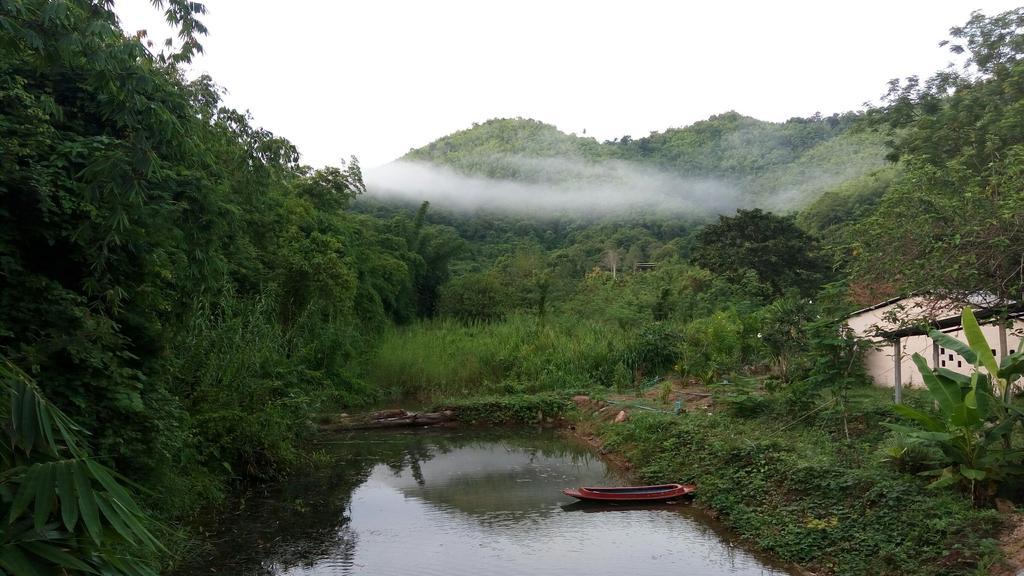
left=385, top=111, right=889, bottom=214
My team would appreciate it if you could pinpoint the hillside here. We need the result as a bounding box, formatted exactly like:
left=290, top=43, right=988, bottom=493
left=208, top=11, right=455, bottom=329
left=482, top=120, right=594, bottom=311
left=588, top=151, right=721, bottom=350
left=387, top=112, right=889, bottom=213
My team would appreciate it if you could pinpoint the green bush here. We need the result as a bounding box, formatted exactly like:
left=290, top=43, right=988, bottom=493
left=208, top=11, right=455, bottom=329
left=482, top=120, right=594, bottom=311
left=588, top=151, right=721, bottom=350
left=620, top=322, right=680, bottom=386
left=714, top=378, right=771, bottom=418
left=438, top=393, right=572, bottom=424
left=887, top=308, right=1024, bottom=503
left=677, top=309, right=747, bottom=383
left=438, top=272, right=509, bottom=323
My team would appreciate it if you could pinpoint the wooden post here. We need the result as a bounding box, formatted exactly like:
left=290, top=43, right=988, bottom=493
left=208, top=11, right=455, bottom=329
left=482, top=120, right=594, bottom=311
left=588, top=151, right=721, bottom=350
left=893, top=338, right=902, bottom=404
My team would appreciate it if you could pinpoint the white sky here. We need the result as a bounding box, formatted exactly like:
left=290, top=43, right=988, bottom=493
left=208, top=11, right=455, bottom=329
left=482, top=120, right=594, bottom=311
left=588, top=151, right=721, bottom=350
left=116, top=1, right=1022, bottom=168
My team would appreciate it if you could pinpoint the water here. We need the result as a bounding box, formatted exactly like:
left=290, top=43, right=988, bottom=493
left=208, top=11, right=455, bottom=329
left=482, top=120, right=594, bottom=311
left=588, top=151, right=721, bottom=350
left=182, top=428, right=794, bottom=576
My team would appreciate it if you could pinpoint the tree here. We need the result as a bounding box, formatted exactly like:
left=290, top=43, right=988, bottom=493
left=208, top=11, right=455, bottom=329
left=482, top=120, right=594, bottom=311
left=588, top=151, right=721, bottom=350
left=856, top=8, right=1024, bottom=304
left=439, top=272, right=508, bottom=323
left=601, top=247, right=622, bottom=278
left=0, top=0, right=425, bottom=542
left=691, top=209, right=830, bottom=297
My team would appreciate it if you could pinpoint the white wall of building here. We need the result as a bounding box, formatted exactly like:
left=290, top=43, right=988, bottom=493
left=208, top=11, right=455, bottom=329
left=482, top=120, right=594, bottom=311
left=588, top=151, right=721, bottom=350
left=846, top=297, right=1024, bottom=389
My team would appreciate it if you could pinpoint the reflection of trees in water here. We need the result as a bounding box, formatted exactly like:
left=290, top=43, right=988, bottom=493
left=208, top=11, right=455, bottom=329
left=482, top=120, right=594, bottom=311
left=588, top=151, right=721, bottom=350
left=176, top=428, right=594, bottom=575
left=387, top=431, right=615, bottom=526
left=173, top=433, right=419, bottom=575
left=172, top=455, right=370, bottom=575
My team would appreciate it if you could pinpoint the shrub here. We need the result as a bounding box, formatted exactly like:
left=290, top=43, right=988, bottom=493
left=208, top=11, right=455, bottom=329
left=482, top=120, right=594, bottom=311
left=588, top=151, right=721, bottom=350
left=438, top=272, right=509, bottom=323
left=677, top=310, right=745, bottom=383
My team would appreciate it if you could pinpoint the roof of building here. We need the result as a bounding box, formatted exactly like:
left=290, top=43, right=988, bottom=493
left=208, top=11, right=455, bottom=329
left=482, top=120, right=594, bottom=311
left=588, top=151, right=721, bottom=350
left=846, top=292, right=1023, bottom=340
left=880, top=305, right=1024, bottom=339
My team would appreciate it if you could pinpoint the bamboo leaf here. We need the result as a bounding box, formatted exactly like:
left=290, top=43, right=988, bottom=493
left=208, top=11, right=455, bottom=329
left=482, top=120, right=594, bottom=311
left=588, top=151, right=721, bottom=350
left=10, top=465, right=39, bottom=523
left=34, top=401, right=56, bottom=456
left=0, top=545, right=45, bottom=576
left=86, top=461, right=140, bottom=512
left=32, top=463, right=54, bottom=533
left=18, top=382, right=37, bottom=454
left=88, top=460, right=160, bottom=549
left=21, top=541, right=94, bottom=572
left=109, top=497, right=161, bottom=552
left=96, top=494, right=136, bottom=545
left=73, top=462, right=101, bottom=545
left=57, top=462, right=78, bottom=531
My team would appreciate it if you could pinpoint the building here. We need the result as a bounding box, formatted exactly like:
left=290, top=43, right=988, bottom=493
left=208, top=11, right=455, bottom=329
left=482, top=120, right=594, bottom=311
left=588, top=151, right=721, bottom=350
left=846, top=295, right=1024, bottom=395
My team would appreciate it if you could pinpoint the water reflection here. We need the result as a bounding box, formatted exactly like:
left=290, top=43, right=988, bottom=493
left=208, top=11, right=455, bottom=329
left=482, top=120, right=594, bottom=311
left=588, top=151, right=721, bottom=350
left=179, top=428, right=793, bottom=576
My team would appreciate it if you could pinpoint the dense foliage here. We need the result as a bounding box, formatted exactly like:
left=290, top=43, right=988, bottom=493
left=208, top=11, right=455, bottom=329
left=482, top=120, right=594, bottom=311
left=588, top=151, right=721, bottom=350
left=854, top=8, right=1024, bottom=303
left=889, top=308, right=1024, bottom=503
left=2, top=1, right=1024, bottom=574
left=0, top=3, right=455, bottom=572
left=691, top=208, right=830, bottom=297
left=401, top=112, right=889, bottom=211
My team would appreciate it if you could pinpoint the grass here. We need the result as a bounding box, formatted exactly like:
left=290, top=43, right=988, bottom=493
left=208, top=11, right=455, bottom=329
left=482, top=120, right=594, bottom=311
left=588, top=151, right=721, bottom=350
left=365, top=314, right=630, bottom=400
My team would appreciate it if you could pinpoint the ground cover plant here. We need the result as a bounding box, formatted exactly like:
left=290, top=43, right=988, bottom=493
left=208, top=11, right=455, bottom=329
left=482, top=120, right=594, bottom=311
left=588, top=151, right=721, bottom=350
left=599, top=388, right=1004, bottom=576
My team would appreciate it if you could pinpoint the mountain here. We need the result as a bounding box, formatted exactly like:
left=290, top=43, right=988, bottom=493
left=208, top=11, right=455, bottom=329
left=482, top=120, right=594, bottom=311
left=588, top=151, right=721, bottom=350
left=386, top=112, right=889, bottom=214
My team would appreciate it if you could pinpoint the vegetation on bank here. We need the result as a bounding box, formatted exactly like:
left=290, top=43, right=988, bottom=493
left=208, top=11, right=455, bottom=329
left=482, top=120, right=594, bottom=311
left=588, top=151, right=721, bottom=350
left=437, top=393, right=574, bottom=424
left=1, top=1, right=457, bottom=572
left=599, top=390, right=1003, bottom=576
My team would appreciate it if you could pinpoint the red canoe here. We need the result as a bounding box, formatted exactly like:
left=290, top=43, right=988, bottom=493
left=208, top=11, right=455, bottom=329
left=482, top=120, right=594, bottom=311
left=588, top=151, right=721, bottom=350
left=562, top=483, right=696, bottom=502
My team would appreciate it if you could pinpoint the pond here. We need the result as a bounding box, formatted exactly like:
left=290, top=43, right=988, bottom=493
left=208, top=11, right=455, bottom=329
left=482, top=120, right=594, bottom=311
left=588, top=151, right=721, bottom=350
left=180, top=428, right=795, bottom=576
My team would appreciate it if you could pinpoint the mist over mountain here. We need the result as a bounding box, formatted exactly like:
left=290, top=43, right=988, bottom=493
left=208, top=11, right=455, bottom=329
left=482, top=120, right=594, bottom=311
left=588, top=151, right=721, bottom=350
left=363, top=112, right=889, bottom=217
left=366, top=157, right=743, bottom=217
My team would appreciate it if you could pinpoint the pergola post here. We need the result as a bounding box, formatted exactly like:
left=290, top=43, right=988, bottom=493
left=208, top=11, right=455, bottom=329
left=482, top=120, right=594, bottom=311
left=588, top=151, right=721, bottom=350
left=893, top=338, right=902, bottom=404
left=999, top=322, right=1008, bottom=359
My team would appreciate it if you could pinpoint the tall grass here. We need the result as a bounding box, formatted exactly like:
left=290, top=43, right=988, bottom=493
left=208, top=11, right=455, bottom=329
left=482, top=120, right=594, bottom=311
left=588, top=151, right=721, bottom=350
left=366, top=314, right=631, bottom=399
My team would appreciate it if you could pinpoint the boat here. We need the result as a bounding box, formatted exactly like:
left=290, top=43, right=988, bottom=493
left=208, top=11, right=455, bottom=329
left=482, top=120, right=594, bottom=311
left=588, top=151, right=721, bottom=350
left=561, top=483, right=696, bottom=502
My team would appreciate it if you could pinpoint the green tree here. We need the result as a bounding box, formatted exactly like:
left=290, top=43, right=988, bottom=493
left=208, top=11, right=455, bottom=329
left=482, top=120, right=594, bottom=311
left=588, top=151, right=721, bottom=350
left=691, top=209, right=830, bottom=297
left=0, top=0, right=423, bottom=527
left=439, top=272, right=508, bottom=323
left=856, top=8, right=1024, bottom=303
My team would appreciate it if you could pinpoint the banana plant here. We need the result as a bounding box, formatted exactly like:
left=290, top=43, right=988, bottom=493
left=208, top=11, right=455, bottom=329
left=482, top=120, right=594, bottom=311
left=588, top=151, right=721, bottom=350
left=885, top=308, right=1024, bottom=503
left=0, top=359, right=161, bottom=575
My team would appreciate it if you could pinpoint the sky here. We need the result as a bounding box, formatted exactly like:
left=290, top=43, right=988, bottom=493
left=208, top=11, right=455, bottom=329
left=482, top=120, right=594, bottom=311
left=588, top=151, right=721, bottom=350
left=115, top=1, right=1022, bottom=169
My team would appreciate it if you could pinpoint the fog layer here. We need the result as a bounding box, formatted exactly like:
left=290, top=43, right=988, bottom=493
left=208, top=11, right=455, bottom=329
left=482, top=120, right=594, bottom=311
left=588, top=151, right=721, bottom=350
left=364, top=157, right=744, bottom=217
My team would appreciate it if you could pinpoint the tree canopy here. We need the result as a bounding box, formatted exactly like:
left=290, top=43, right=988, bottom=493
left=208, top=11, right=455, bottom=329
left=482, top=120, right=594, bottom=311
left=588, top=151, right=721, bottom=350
left=691, top=209, right=831, bottom=297
left=854, top=8, right=1024, bottom=303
